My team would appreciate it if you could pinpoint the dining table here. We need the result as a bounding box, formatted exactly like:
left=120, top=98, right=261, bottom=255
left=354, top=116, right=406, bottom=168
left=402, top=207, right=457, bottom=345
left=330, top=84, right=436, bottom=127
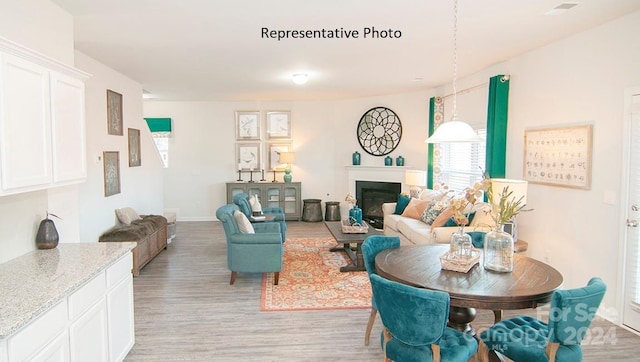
left=375, top=244, right=563, bottom=335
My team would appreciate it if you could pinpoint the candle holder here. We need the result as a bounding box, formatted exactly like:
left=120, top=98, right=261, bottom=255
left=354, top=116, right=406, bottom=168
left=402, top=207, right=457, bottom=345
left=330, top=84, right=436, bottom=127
left=237, top=170, right=243, bottom=182
left=248, top=170, right=255, bottom=183
left=272, top=170, right=278, bottom=182
left=260, top=169, right=266, bottom=182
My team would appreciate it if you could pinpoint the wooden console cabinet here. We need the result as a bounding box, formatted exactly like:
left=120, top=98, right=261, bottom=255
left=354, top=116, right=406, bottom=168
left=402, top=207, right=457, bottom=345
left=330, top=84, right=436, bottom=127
left=226, top=182, right=302, bottom=221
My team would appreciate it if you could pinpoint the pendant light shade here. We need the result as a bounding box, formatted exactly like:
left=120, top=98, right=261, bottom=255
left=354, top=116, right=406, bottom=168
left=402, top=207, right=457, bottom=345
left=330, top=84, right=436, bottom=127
left=425, top=120, right=484, bottom=143
left=425, top=0, right=483, bottom=144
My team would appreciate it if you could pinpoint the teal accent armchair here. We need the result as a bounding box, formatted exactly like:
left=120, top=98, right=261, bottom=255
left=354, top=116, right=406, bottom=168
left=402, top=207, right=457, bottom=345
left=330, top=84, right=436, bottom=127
left=233, top=192, right=287, bottom=240
left=369, top=273, right=478, bottom=362
left=361, top=235, right=400, bottom=346
left=479, top=277, right=607, bottom=362
left=215, top=204, right=283, bottom=285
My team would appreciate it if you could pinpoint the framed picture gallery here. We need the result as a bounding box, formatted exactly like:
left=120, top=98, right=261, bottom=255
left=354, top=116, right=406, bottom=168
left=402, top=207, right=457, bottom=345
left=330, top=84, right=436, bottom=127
left=106, top=89, right=123, bottom=135
left=267, top=142, right=292, bottom=171
left=266, top=111, right=292, bottom=140
left=235, top=111, right=261, bottom=140
left=236, top=142, right=261, bottom=171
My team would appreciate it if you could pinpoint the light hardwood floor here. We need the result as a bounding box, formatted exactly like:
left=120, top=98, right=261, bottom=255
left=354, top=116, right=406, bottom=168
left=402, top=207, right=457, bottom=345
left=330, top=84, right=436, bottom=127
left=125, top=221, right=639, bottom=361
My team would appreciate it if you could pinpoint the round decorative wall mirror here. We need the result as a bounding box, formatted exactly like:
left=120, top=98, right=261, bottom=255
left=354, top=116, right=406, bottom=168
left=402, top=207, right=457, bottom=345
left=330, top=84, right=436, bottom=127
left=357, top=107, right=402, bottom=156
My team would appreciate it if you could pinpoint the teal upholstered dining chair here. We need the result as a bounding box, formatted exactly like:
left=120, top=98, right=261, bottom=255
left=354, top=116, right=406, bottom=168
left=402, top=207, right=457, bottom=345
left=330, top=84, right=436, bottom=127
left=369, top=273, right=478, bottom=361
left=215, top=204, right=283, bottom=285
left=233, top=192, right=287, bottom=240
left=361, top=235, right=401, bottom=346
left=479, top=277, right=606, bottom=362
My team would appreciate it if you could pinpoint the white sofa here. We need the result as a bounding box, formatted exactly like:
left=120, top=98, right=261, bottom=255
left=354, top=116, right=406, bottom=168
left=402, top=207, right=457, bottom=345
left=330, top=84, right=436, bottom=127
left=382, top=189, right=495, bottom=245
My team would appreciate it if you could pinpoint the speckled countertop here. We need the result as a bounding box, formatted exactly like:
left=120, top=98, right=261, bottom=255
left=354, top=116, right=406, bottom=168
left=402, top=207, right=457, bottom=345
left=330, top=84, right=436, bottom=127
left=0, top=242, right=136, bottom=338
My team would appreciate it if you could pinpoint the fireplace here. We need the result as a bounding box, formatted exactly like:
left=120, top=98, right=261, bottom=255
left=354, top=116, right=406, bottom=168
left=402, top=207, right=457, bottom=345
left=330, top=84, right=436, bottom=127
left=355, top=181, right=401, bottom=229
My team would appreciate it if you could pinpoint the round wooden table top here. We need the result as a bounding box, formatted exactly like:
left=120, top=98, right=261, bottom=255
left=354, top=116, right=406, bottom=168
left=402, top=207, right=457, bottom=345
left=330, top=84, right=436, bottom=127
left=375, top=244, right=563, bottom=310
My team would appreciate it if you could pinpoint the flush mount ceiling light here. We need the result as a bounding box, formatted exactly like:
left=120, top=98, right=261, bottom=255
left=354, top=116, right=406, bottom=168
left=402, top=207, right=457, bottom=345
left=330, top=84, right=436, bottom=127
left=291, top=73, right=309, bottom=85
left=425, top=0, right=483, bottom=144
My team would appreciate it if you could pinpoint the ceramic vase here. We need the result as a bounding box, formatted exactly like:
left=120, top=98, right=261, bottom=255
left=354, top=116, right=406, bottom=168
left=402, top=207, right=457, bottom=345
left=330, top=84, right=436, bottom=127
left=36, top=218, right=59, bottom=249
left=395, top=155, right=404, bottom=166
left=384, top=156, right=392, bottom=166
left=352, top=151, right=361, bottom=165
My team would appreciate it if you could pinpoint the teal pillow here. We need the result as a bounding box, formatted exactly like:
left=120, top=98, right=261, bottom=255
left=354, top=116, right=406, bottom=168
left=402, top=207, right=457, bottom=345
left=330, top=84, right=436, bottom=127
left=443, top=211, right=476, bottom=227
left=394, top=194, right=411, bottom=215
left=466, top=231, right=486, bottom=248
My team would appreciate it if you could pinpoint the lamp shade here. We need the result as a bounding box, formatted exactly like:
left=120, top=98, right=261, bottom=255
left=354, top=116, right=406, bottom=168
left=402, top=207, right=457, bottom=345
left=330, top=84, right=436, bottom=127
left=278, top=152, right=295, bottom=164
left=491, top=179, right=528, bottom=206
left=425, top=120, right=484, bottom=143
left=405, top=170, right=426, bottom=187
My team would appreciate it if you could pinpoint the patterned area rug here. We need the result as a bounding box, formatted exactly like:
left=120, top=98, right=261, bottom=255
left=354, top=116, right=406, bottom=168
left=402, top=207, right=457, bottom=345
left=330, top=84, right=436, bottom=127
left=261, top=237, right=372, bottom=311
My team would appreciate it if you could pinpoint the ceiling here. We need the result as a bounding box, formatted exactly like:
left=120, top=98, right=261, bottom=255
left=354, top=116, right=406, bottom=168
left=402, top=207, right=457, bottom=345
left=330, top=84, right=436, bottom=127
left=51, top=0, right=640, bottom=102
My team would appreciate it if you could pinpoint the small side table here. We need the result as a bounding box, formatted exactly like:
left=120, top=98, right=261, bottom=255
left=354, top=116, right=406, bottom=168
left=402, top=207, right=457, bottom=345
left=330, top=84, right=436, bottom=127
left=514, top=239, right=528, bottom=253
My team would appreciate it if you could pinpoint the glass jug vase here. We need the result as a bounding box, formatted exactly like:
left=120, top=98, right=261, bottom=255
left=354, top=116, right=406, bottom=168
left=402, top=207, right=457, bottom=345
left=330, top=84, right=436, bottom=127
left=483, top=225, right=514, bottom=272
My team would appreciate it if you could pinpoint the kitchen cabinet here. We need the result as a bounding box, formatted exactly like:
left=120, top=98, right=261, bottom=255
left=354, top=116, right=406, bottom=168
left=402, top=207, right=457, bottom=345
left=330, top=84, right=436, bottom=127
left=0, top=36, right=89, bottom=196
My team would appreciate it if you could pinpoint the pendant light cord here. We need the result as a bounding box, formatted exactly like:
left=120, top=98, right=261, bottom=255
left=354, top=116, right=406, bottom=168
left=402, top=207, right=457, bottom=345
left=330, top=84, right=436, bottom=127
left=452, top=0, right=459, bottom=120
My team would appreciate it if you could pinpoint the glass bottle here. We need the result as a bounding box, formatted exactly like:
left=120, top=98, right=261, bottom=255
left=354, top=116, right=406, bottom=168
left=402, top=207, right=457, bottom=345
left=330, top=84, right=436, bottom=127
left=483, top=224, right=515, bottom=272
left=450, top=225, right=472, bottom=256
left=384, top=156, right=392, bottom=166
left=395, top=155, right=404, bottom=166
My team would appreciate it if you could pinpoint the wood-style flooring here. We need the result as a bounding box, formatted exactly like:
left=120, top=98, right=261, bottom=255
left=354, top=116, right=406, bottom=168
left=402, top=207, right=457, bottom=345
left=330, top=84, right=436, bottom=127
left=125, top=221, right=640, bottom=361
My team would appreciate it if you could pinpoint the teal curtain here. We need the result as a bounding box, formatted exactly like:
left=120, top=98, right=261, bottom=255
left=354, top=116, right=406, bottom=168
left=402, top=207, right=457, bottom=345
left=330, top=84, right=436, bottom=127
left=485, top=75, right=509, bottom=178
left=144, top=118, right=172, bottom=132
left=427, top=97, right=436, bottom=189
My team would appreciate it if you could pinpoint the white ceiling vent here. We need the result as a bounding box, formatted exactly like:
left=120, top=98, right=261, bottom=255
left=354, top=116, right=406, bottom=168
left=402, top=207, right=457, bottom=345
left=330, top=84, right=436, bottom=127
left=546, top=2, right=581, bottom=15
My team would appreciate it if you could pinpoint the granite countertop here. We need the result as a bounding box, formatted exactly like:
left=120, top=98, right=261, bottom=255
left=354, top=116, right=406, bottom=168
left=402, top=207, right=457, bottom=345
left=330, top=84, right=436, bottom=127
left=0, top=242, right=136, bottom=338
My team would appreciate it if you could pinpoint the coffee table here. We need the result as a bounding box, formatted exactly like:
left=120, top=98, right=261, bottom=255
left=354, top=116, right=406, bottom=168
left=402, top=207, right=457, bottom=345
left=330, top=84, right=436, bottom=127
left=324, top=221, right=380, bottom=272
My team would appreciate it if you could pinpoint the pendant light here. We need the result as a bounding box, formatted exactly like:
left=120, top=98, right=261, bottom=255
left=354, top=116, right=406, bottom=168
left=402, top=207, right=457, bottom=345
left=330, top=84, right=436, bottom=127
left=425, top=0, right=483, bottom=144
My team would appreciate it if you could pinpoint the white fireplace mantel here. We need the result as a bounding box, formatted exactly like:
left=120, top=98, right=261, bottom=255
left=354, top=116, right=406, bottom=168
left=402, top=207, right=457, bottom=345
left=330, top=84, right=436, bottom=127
left=346, top=166, right=418, bottom=196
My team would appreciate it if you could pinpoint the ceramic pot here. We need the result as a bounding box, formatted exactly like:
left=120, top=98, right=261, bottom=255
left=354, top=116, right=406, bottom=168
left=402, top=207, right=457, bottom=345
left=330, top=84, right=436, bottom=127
left=384, top=156, right=392, bottom=166
left=36, top=218, right=59, bottom=249
left=352, top=151, right=361, bottom=165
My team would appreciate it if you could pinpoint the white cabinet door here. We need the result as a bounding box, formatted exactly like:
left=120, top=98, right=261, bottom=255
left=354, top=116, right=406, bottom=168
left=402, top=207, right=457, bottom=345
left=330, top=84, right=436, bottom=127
left=0, top=53, right=52, bottom=191
left=107, top=277, right=134, bottom=362
left=69, top=300, right=109, bottom=362
left=28, top=331, right=70, bottom=362
left=50, top=72, right=86, bottom=184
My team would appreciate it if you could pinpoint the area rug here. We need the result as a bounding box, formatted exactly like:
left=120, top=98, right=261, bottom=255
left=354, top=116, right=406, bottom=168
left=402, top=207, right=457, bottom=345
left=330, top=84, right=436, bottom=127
left=261, top=237, right=372, bottom=311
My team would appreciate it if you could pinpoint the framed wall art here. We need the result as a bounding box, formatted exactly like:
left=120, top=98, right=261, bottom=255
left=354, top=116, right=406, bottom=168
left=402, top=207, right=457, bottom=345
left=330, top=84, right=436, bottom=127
left=106, top=89, right=123, bottom=135
left=235, top=111, right=261, bottom=140
left=523, top=124, right=593, bottom=189
left=103, top=151, right=121, bottom=197
left=236, top=142, right=261, bottom=170
left=128, top=128, right=141, bottom=167
left=266, top=111, right=291, bottom=140
left=267, top=142, right=292, bottom=171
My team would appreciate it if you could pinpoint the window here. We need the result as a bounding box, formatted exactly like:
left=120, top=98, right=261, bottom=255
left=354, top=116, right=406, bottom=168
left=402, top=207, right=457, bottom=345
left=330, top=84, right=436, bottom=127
left=439, top=128, right=486, bottom=191
left=144, top=118, right=171, bottom=168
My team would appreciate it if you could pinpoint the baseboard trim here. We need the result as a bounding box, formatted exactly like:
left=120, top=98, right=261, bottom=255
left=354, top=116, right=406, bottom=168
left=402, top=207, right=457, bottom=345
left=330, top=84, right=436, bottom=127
left=177, top=216, right=216, bottom=222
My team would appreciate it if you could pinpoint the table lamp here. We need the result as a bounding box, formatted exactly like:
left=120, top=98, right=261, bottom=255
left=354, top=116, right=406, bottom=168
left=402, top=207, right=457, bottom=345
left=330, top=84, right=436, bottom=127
left=405, top=170, right=426, bottom=198
left=278, top=152, right=296, bottom=182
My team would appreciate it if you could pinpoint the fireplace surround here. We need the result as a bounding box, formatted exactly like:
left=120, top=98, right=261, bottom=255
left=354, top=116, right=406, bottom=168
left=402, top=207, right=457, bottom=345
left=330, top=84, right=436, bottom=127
left=355, top=181, right=401, bottom=229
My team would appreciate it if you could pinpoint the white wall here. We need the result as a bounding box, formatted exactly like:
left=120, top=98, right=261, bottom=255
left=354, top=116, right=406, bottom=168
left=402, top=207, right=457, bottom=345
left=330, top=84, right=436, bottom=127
left=0, top=0, right=165, bottom=264
left=0, top=0, right=77, bottom=264
left=144, top=92, right=430, bottom=221
left=146, top=10, right=640, bottom=319
left=75, top=52, right=164, bottom=242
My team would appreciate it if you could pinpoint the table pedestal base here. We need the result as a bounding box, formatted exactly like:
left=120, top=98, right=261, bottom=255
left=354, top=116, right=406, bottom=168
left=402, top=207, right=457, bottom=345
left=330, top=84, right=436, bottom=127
left=448, top=306, right=476, bottom=335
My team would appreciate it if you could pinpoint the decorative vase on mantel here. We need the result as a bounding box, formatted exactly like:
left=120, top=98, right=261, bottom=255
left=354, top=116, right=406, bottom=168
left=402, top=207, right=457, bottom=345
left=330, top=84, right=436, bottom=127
left=483, top=224, right=514, bottom=272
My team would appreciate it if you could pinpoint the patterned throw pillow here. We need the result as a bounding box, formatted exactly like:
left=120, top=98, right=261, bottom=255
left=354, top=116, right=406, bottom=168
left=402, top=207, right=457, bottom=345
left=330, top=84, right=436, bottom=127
left=420, top=194, right=454, bottom=225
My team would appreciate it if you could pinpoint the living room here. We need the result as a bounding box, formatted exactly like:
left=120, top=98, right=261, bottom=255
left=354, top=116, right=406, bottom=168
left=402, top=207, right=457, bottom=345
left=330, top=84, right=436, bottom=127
left=1, top=0, right=640, bottom=359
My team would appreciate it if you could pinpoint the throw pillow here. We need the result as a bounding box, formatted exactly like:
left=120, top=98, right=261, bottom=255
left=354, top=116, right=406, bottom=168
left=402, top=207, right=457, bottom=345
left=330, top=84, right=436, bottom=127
left=116, top=207, right=142, bottom=225
left=394, top=194, right=412, bottom=215
left=467, top=231, right=486, bottom=248
left=443, top=211, right=477, bottom=227
left=249, top=194, right=263, bottom=214
left=401, top=198, right=430, bottom=220
left=430, top=207, right=455, bottom=228
left=234, top=210, right=255, bottom=234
